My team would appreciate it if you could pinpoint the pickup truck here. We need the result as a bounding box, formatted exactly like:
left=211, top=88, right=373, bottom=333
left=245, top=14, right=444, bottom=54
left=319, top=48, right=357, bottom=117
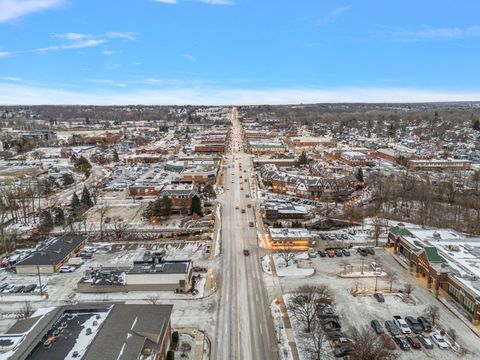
left=393, top=316, right=412, bottom=334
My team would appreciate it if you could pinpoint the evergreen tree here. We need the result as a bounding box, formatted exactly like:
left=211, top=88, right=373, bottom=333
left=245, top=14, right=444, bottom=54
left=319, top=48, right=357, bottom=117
left=472, top=119, right=480, bottom=131
left=70, top=192, right=81, bottom=215
left=356, top=168, right=364, bottom=182
left=74, top=156, right=92, bottom=176
left=298, top=151, right=308, bottom=166
left=80, top=185, right=94, bottom=208
left=143, top=196, right=173, bottom=220
left=191, top=195, right=202, bottom=216
left=53, top=207, right=65, bottom=226
left=113, top=149, right=119, bottom=162
left=39, top=209, right=53, bottom=234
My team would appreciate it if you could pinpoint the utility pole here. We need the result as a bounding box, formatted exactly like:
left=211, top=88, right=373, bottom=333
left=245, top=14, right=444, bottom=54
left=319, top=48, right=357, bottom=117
left=36, top=265, right=43, bottom=297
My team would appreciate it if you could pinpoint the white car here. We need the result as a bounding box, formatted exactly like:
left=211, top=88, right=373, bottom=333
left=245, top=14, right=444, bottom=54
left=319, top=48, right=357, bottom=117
left=431, top=332, right=449, bottom=350
left=59, top=266, right=75, bottom=273
left=3, top=284, right=15, bottom=293
left=393, top=316, right=411, bottom=334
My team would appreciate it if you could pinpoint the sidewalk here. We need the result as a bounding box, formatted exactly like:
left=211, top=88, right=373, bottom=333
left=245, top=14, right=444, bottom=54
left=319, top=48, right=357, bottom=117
left=270, top=256, right=300, bottom=360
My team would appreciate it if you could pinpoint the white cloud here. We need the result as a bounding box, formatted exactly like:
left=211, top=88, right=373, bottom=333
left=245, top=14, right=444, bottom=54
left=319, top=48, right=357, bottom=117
left=53, top=32, right=91, bottom=40
left=0, top=0, right=64, bottom=22
left=0, top=83, right=479, bottom=105
left=0, top=76, right=23, bottom=81
left=36, top=39, right=105, bottom=53
left=182, top=54, right=196, bottom=61
left=105, top=32, right=137, bottom=41
left=0, top=51, right=11, bottom=57
left=153, top=0, right=177, bottom=3
left=101, top=49, right=115, bottom=56
left=389, top=26, right=480, bottom=41
left=317, top=6, right=351, bottom=26
left=145, top=78, right=163, bottom=83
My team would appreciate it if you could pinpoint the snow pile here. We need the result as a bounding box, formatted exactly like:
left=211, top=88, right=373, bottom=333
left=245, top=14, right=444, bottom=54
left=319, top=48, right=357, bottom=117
left=270, top=300, right=294, bottom=360
left=261, top=256, right=272, bottom=275
left=272, top=253, right=314, bottom=278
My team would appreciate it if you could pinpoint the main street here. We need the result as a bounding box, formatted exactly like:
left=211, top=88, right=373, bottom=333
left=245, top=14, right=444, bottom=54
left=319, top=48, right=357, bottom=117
left=212, top=108, right=278, bottom=360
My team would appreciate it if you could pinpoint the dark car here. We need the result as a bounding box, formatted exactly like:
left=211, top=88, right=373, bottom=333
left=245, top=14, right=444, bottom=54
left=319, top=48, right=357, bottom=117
left=366, top=247, right=375, bottom=255
left=357, top=248, right=368, bottom=256
left=379, top=333, right=396, bottom=350
left=393, top=336, right=411, bottom=351
left=418, top=335, right=434, bottom=349
left=405, top=316, right=423, bottom=334
left=318, top=250, right=327, bottom=257
left=12, top=285, right=25, bottom=293
left=384, top=320, right=401, bottom=337
left=22, top=284, right=36, bottom=293
left=334, top=249, right=343, bottom=257
left=417, top=316, right=432, bottom=332
left=342, top=249, right=351, bottom=256
left=407, top=336, right=422, bottom=349
left=243, top=249, right=250, bottom=256
left=0, top=283, right=8, bottom=292
left=370, top=320, right=384, bottom=334
left=325, top=330, right=347, bottom=340
left=374, top=293, right=385, bottom=303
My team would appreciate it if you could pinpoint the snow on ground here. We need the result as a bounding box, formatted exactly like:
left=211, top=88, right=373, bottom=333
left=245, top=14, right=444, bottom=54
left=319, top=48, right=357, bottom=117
left=272, top=253, right=314, bottom=278
left=270, top=300, right=293, bottom=360
left=174, top=333, right=196, bottom=360
left=261, top=256, right=272, bottom=275
left=215, top=204, right=221, bottom=256
left=339, top=270, right=387, bottom=278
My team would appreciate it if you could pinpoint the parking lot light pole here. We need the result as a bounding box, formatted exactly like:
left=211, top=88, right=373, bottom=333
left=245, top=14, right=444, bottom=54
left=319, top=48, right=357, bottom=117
left=361, top=258, right=365, bottom=275
left=36, top=265, right=43, bottom=297
left=375, top=275, right=379, bottom=292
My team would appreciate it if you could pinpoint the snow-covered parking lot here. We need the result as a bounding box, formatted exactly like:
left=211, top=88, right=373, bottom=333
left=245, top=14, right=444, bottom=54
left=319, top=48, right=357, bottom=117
left=278, top=248, right=480, bottom=360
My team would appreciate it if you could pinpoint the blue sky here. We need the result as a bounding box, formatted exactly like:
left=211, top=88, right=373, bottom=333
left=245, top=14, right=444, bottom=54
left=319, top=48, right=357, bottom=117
left=0, top=0, right=480, bottom=104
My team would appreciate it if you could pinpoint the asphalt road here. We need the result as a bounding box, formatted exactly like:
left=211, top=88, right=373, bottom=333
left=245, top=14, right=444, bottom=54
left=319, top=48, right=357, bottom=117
left=213, top=108, right=278, bottom=360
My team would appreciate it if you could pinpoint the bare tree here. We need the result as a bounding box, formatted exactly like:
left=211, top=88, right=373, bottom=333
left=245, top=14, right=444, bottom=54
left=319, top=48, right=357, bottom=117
left=349, top=326, right=397, bottom=360
left=447, top=328, right=457, bottom=346
left=112, top=218, right=130, bottom=242
left=129, top=188, right=138, bottom=203
left=278, top=245, right=295, bottom=267
left=98, top=205, right=110, bottom=241
left=371, top=216, right=387, bottom=247
left=386, top=271, right=397, bottom=293
left=424, top=305, right=440, bottom=327
left=403, top=283, right=414, bottom=299
left=17, top=301, right=34, bottom=319
left=303, top=321, right=327, bottom=360
left=287, top=284, right=333, bottom=333
left=146, top=295, right=160, bottom=305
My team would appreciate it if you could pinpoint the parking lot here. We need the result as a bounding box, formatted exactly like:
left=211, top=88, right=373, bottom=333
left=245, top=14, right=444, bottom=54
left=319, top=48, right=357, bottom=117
left=277, top=248, right=480, bottom=359
left=105, top=163, right=178, bottom=191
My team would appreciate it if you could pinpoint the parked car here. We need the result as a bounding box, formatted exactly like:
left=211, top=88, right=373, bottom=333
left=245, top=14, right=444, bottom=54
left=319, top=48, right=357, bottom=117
left=33, top=285, right=47, bottom=294
left=417, top=316, right=432, bottom=332
left=384, top=320, right=401, bottom=337
left=342, top=249, right=351, bottom=256
left=407, top=336, right=422, bottom=349
left=0, top=283, right=8, bottom=292
left=373, top=293, right=385, bottom=303
left=394, top=336, right=411, bottom=351
left=318, top=250, right=327, bottom=257
left=431, top=332, right=449, bottom=350
left=3, top=284, right=15, bottom=293
left=334, top=249, right=343, bottom=257
left=366, top=247, right=375, bottom=255
left=370, top=320, right=384, bottom=334
left=59, top=266, right=75, bottom=273
left=393, top=316, right=412, bottom=334
left=419, top=335, right=434, bottom=349
left=379, top=333, right=396, bottom=350
left=308, top=249, right=317, bottom=258
left=333, top=345, right=351, bottom=358
left=405, top=316, right=423, bottom=334
left=357, top=248, right=368, bottom=256
left=12, top=285, right=25, bottom=293
left=371, top=262, right=382, bottom=273
left=22, top=284, right=36, bottom=293
left=326, top=250, right=335, bottom=258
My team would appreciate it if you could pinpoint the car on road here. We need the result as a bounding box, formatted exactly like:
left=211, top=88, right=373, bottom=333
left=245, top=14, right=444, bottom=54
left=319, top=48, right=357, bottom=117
left=384, top=320, right=401, bottom=337
left=393, top=316, right=412, bottom=334
left=419, top=335, right=434, bottom=349
left=326, top=249, right=335, bottom=257
left=393, top=336, right=411, bottom=351
left=235, top=204, right=240, bottom=209
left=407, top=336, right=422, bottom=349
left=417, top=316, right=432, bottom=332
left=243, top=249, right=250, bottom=256
left=431, top=332, right=449, bottom=349
left=373, top=293, right=385, bottom=303
left=247, top=204, right=252, bottom=208
left=342, top=249, right=350, bottom=256
left=370, top=320, right=384, bottom=334
left=59, top=266, right=75, bottom=273
left=318, top=250, right=326, bottom=257
left=405, top=316, right=423, bottom=334
left=249, top=221, right=254, bottom=227
left=379, top=333, right=396, bottom=350
left=241, top=209, right=246, bottom=214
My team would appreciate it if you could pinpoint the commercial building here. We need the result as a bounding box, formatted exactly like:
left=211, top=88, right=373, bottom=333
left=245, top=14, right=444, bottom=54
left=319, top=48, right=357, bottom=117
left=388, top=225, right=480, bottom=324
left=0, top=303, right=172, bottom=360
left=267, top=228, right=315, bottom=249
left=15, top=236, right=86, bottom=274
left=407, top=159, right=471, bottom=171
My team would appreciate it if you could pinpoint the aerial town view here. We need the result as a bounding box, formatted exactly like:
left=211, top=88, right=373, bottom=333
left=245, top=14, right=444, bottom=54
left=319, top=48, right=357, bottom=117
left=0, top=1, right=480, bottom=360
